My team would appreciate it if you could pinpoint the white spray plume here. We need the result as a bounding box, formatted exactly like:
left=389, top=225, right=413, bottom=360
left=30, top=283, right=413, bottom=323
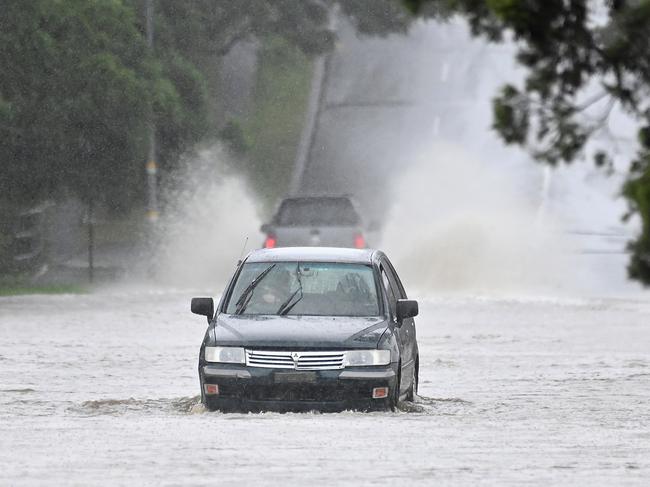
left=155, top=145, right=261, bottom=288
left=380, top=141, right=591, bottom=297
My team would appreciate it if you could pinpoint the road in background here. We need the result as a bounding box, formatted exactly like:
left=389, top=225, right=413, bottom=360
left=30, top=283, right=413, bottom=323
left=295, top=18, right=640, bottom=294
left=297, top=19, right=536, bottom=218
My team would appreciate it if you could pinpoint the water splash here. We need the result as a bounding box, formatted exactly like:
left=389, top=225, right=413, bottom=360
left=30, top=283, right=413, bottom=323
left=380, top=141, right=586, bottom=296
left=154, top=145, right=261, bottom=287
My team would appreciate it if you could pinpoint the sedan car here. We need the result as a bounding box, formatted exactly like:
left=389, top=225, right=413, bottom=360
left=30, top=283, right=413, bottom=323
left=260, top=195, right=376, bottom=249
left=191, top=247, right=419, bottom=412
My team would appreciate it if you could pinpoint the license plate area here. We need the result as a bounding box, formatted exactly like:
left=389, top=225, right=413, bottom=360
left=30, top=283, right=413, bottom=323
left=274, top=371, right=317, bottom=384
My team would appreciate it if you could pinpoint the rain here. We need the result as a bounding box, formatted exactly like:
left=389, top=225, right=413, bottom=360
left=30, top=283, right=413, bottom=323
left=1, top=1, right=649, bottom=485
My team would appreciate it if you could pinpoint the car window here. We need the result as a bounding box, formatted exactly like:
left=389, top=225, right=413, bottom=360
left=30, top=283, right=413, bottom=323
left=383, top=258, right=406, bottom=299
left=275, top=198, right=360, bottom=226
left=225, top=261, right=380, bottom=316
left=380, top=266, right=397, bottom=318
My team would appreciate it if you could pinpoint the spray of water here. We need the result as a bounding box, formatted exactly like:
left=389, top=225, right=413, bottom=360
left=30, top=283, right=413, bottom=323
left=380, top=141, right=590, bottom=297
left=155, top=145, right=261, bottom=288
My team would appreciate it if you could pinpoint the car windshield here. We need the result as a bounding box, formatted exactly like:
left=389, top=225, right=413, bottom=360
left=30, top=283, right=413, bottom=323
left=225, top=262, right=380, bottom=317
left=275, top=198, right=360, bottom=226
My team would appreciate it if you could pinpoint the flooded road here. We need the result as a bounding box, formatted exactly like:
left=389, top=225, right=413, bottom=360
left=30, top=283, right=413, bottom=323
left=1, top=289, right=649, bottom=485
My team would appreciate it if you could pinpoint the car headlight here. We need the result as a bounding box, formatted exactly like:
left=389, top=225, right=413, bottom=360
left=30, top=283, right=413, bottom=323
left=204, top=346, right=245, bottom=364
left=344, top=350, right=390, bottom=367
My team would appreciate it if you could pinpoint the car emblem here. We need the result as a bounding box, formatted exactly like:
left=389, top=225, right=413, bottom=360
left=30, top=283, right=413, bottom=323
left=291, top=352, right=300, bottom=368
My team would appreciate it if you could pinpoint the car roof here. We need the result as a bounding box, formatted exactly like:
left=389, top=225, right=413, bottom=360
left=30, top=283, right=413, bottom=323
left=282, top=194, right=352, bottom=201
left=278, top=195, right=355, bottom=206
left=245, top=247, right=377, bottom=264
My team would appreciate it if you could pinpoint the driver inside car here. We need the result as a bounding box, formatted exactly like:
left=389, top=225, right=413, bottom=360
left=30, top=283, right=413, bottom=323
left=333, top=272, right=373, bottom=314
left=243, top=269, right=292, bottom=314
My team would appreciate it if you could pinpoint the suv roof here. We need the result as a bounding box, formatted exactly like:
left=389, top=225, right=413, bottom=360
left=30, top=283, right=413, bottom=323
left=272, top=195, right=361, bottom=227
left=283, top=194, right=354, bottom=199
left=246, top=247, right=376, bottom=264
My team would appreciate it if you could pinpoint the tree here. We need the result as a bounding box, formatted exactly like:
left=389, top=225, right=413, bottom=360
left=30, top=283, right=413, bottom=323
left=149, top=0, right=416, bottom=204
left=405, top=0, right=650, bottom=285
left=0, top=0, right=415, bottom=211
left=2, top=2, right=124, bottom=208
left=0, top=0, right=214, bottom=213
left=154, top=0, right=413, bottom=59
left=0, top=0, right=148, bottom=208
left=151, top=0, right=414, bottom=145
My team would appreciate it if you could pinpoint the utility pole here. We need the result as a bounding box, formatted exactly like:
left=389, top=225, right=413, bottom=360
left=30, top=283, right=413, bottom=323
left=145, top=0, right=159, bottom=225
left=87, top=197, right=94, bottom=284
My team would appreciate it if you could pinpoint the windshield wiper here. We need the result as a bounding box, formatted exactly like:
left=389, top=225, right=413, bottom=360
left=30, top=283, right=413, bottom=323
left=277, top=264, right=303, bottom=315
left=234, top=264, right=276, bottom=315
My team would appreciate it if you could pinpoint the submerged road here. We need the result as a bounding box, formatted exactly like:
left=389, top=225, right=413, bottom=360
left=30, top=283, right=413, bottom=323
left=2, top=289, right=649, bottom=485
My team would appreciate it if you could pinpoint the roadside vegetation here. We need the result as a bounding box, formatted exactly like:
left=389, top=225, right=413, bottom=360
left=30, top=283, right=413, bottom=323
left=243, top=38, right=314, bottom=215
left=405, top=0, right=650, bottom=285
left=0, top=0, right=410, bottom=215
left=4, top=0, right=650, bottom=286
left=0, top=285, right=87, bottom=297
left=0, top=274, right=87, bottom=296
left=0, top=0, right=410, bottom=292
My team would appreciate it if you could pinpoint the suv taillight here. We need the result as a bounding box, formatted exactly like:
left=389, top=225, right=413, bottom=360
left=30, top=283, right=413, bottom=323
left=264, top=235, right=277, bottom=248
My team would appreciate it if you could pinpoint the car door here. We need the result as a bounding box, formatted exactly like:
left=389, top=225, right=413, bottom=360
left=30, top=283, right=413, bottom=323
left=381, top=258, right=416, bottom=395
left=384, top=257, right=417, bottom=357
left=379, top=262, right=410, bottom=396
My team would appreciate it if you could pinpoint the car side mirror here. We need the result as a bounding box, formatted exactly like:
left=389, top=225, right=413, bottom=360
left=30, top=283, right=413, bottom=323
left=260, top=223, right=273, bottom=234
left=191, top=297, right=214, bottom=322
left=396, top=299, right=418, bottom=321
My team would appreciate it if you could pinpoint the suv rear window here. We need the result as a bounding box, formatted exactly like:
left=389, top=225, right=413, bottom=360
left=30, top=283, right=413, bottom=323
left=275, top=198, right=360, bottom=226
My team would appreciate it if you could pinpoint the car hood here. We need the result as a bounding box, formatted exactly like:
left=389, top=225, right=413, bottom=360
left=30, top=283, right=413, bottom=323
left=214, top=314, right=388, bottom=349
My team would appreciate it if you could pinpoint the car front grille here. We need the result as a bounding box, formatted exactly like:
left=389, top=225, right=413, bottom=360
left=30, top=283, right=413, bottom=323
left=245, top=350, right=345, bottom=370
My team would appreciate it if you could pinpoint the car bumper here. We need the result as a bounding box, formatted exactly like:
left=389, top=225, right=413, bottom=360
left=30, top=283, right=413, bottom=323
left=200, top=364, right=398, bottom=412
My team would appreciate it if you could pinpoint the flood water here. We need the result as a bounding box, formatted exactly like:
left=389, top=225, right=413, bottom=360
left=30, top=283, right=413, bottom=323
left=1, top=289, right=649, bottom=485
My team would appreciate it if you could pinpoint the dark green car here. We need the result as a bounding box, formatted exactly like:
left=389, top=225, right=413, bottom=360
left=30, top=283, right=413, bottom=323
left=191, top=247, right=419, bottom=412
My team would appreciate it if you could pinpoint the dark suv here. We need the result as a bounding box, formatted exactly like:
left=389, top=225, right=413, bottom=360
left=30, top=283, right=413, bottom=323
left=260, top=195, right=373, bottom=249
left=190, top=247, right=419, bottom=412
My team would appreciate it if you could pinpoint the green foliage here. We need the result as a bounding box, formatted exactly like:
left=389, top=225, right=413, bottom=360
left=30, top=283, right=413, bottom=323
left=0, top=280, right=88, bottom=296
left=492, top=84, right=529, bottom=145
left=405, top=0, right=650, bottom=285
left=336, top=0, right=413, bottom=36
left=623, top=127, right=650, bottom=282
left=1, top=0, right=414, bottom=216
left=0, top=0, right=152, bottom=208
left=624, top=161, right=650, bottom=283
left=155, top=0, right=333, bottom=57
left=154, top=53, right=209, bottom=172
left=243, top=38, right=314, bottom=213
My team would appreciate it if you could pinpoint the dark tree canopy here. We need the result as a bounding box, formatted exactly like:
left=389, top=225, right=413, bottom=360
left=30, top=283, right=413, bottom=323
left=405, top=0, right=650, bottom=285
left=1, top=0, right=412, bottom=212
left=0, top=0, right=152, bottom=208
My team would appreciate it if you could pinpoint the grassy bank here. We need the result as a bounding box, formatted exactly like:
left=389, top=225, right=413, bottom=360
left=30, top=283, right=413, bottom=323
left=0, top=281, right=88, bottom=296
left=244, top=37, right=314, bottom=215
